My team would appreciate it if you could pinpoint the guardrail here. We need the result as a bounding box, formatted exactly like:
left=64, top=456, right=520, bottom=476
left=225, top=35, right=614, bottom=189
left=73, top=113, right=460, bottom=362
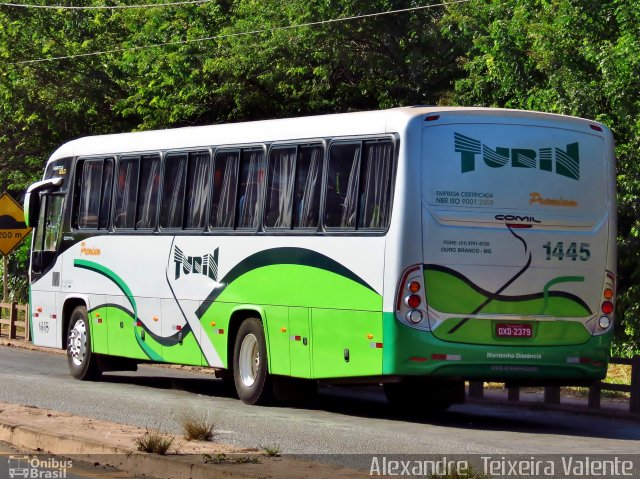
left=468, top=355, right=640, bottom=415
left=0, top=302, right=29, bottom=341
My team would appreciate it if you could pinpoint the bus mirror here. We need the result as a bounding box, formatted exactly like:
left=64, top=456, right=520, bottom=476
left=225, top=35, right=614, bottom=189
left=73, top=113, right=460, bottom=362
left=24, top=177, right=63, bottom=227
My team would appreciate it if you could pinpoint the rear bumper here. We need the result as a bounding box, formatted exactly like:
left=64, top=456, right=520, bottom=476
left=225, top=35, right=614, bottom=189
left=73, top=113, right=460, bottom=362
left=382, top=313, right=612, bottom=383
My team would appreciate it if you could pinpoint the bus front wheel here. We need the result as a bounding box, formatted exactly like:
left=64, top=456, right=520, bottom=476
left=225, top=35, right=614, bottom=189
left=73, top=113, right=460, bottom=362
left=233, top=318, right=271, bottom=405
left=67, top=306, right=101, bottom=380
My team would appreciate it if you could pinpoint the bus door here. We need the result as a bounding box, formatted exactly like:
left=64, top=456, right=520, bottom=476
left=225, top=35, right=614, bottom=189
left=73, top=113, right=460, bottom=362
left=29, top=191, right=65, bottom=346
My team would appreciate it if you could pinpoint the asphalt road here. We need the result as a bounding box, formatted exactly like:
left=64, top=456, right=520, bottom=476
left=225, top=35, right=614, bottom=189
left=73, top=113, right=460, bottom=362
left=0, top=346, right=638, bottom=469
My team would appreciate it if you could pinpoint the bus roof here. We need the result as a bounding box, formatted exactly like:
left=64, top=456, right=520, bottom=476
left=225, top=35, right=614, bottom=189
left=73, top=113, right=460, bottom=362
left=48, top=106, right=608, bottom=161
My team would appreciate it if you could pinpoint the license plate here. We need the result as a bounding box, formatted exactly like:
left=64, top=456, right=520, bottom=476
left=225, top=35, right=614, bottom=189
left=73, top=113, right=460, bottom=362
left=495, top=323, right=533, bottom=338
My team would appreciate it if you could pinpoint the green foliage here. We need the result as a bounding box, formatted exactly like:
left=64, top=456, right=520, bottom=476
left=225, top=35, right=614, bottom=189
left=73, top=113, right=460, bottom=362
left=442, top=0, right=640, bottom=354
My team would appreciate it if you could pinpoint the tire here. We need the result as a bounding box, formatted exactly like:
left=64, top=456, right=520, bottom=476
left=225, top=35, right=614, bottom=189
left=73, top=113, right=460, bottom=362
left=233, top=318, right=271, bottom=405
left=67, top=305, right=101, bottom=380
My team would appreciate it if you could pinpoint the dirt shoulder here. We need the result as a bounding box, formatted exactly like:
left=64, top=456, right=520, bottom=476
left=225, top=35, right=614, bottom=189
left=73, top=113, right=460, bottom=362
left=0, top=401, right=363, bottom=478
left=0, top=338, right=363, bottom=478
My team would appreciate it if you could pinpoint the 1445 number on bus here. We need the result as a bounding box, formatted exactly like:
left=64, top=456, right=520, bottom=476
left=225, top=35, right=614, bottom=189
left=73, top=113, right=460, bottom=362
left=542, top=242, right=590, bottom=261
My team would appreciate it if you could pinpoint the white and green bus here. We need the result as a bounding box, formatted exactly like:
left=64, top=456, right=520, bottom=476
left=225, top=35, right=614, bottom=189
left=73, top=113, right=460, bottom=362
left=25, top=107, right=616, bottom=409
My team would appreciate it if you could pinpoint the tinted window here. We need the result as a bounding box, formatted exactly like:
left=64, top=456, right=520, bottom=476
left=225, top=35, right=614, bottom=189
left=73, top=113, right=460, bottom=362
left=135, top=154, right=160, bottom=229
left=324, top=139, right=394, bottom=230
left=236, top=149, right=265, bottom=229
left=324, top=143, right=361, bottom=228
left=293, top=145, right=322, bottom=229
left=76, top=158, right=113, bottom=230
left=357, top=141, right=394, bottom=229
left=265, top=147, right=296, bottom=229
left=184, top=151, right=211, bottom=229
left=211, top=150, right=239, bottom=229
left=160, top=153, right=187, bottom=228
left=264, top=144, right=323, bottom=230
left=114, top=157, right=140, bottom=229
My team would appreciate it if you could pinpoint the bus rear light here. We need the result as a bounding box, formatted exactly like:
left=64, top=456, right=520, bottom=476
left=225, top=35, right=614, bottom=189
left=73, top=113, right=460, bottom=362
left=431, top=354, right=461, bottom=361
left=406, top=310, right=423, bottom=324
left=370, top=342, right=383, bottom=348
left=589, top=124, right=603, bottom=132
left=406, top=294, right=421, bottom=308
left=396, top=264, right=428, bottom=329
left=425, top=115, right=440, bottom=122
left=409, top=357, right=428, bottom=362
left=567, top=357, right=590, bottom=364
left=603, top=288, right=614, bottom=300
left=601, top=301, right=613, bottom=315
left=598, top=316, right=611, bottom=329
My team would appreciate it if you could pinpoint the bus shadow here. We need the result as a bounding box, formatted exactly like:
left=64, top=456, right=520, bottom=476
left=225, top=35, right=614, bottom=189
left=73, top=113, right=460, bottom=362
left=312, top=385, right=640, bottom=442
left=102, top=370, right=237, bottom=398
left=100, top=371, right=640, bottom=442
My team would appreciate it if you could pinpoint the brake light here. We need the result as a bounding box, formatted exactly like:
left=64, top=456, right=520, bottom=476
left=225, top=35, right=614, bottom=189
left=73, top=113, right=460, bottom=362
left=396, top=265, right=428, bottom=328
left=594, top=271, right=615, bottom=334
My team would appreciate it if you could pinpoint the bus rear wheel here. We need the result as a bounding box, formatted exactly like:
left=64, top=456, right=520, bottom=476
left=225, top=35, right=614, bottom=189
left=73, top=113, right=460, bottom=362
left=67, top=306, right=101, bottom=380
left=233, top=318, right=271, bottom=405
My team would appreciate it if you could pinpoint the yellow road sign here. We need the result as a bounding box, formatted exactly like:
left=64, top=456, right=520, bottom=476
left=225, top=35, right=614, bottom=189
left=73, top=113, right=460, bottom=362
left=0, top=192, right=32, bottom=256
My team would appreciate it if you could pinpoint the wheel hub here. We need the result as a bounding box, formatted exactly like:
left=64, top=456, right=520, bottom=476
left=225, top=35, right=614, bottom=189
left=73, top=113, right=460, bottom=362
left=238, top=333, right=260, bottom=387
left=68, top=320, right=87, bottom=367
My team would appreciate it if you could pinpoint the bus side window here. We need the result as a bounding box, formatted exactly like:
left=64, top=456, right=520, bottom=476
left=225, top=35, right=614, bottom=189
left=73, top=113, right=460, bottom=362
left=161, top=153, right=187, bottom=229
left=211, top=150, right=239, bottom=229
left=135, top=154, right=160, bottom=229
left=98, top=159, right=114, bottom=229
left=324, top=143, right=361, bottom=229
left=113, top=156, right=140, bottom=229
left=357, top=140, right=394, bottom=229
left=265, top=146, right=296, bottom=229
left=235, top=149, right=265, bottom=230
left=185, top=151, right=211, bottom=230
left=77, top=160, right=103, bottom=229
left=293, top=145, right=322, bottom=229
left=76, top=157, right=114, bottom=230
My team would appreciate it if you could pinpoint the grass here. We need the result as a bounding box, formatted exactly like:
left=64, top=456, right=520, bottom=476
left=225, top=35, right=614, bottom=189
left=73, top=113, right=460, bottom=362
left=261, top=444, right=281, bottom=457
left=202, top=453, right=260, bottom=465
left=135, top=430, right=174, bottom=455
left=180, top=411, right=215, bottom=441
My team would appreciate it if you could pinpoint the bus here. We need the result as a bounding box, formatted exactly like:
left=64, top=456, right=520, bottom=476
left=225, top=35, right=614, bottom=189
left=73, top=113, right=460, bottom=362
left=24, top=107, right=616, bottom=409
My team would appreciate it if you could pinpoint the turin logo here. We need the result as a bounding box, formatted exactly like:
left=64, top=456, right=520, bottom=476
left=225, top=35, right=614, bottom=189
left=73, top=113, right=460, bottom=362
left=454, top=132, right=580, bottom=180
left=174, top=246, right=219, bottom=281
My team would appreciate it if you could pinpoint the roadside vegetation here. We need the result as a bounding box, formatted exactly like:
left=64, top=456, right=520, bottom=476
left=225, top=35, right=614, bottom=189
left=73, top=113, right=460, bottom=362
left=135, top=429, right=175, bottom=455
left=180, top=411, right=216, bottom=441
